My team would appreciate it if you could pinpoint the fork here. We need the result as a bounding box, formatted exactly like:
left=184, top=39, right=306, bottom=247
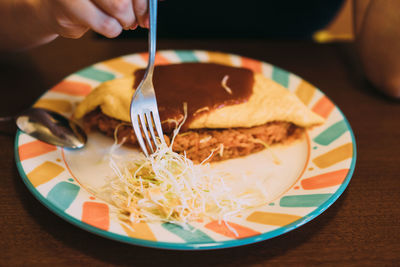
left=130, top=0, right=165, bottom=157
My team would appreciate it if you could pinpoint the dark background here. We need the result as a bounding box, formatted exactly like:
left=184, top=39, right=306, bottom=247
left=118, top=0, right=344, bottom=39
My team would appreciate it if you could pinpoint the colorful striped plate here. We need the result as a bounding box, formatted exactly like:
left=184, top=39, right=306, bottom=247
left=15, top=50, right=356, bottom=250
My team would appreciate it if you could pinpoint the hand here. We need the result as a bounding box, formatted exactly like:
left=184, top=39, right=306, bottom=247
left=35, top=0, right=150, bottom=39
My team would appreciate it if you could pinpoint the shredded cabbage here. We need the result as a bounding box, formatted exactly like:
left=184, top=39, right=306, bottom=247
left=105, top=142, right=270, bottom=226
left=100, top=103, right=270, bottom=227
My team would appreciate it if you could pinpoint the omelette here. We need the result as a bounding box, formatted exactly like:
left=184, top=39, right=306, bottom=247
left=74, top=62, right=324, bottom=162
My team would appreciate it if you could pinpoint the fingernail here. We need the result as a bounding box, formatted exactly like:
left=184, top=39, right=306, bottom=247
left=130, top=23, right=138, bottom=30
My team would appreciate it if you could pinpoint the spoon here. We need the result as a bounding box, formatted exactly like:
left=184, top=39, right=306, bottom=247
left=4, top=107, right=87, bottom=149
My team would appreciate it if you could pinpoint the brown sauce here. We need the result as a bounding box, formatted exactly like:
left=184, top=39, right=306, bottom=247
left=133, top=62, right=254, bottom=132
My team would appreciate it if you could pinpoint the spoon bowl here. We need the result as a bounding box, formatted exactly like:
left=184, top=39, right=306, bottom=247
left=16, top=108, right=87, bottom=149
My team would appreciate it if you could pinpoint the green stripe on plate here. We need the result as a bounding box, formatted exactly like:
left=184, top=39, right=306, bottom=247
left=314, top=120, right=348, bottom=146
left=175, top=51, right=199, bottom=62
left=272, top=66, right=290, bottom=88
left=76, top=67, right=116, bottom=82
left=46, top=182, right=80, bottom=211
left=280, top=194, right=333, bottom=207
left=162, top=223, right=214, bottom=243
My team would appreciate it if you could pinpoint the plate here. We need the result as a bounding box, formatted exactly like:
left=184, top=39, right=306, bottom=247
left=15, top=50, right=356, bottom=250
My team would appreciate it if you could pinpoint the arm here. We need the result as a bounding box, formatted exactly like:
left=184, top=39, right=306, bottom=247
left=0, top=0, right=149, bottom=51
left=354, top=0, right=400, bottom=98
left=0, top=1, right=57, bottom=51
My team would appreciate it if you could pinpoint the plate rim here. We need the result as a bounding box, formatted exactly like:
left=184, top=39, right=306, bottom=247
left=14, top=49, right=357, bottom=250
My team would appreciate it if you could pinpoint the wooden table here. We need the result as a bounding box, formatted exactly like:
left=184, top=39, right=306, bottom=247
left=1, top=34, right=399, bottom=266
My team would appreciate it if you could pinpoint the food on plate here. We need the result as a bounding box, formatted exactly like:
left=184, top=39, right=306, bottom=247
left=105, top=140, right=271, bottom=225
left=74, top=62, right=324, bottom=163
left=76, top=61, right=325, bottom=226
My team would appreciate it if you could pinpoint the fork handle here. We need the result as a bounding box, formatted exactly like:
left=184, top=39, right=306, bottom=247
left=148, top=0, right=157, bottom=75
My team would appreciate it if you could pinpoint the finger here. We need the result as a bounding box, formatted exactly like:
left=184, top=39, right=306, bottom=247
left=43, top=11, right=90, bottom=38
left=132, top=0, right=149, bottom=28
left=91, top=0, right=136, bottom=29
left=58, top=24, right=90, bottom=39
left=130, top=22, right=138, bottom=30
left=61, top=0, right=123, bottom=38
left=37, top=1, right=91, bottom=39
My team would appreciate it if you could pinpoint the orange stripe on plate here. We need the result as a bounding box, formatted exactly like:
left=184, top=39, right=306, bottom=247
left=102, top=58, right=140, bottom=75
left=301, top=169, right=349, bottom=189
left=33, top=99, right=72, bottom=113
left=207, top=52, right=232, bottom=65
left=241, top=57, right=262, bottom=73
left=295, top=80, right=316, bottom=105
left=312, top=96, right=335, bottom=118
left=19, top=140, right=57, bottom=161
left=247, top=211, right=302, bottom=226
left=120, top=221, right=156, bottom=241
left=140, top=53, right=170, bottom=65
left=50, top=81, right=92, bottom=96
left=205, top=220, right=260, bottom=239
left=312, top=143, right=353, bottom=169
left=82, top=202, right=110, bottom=230
left=27, top=161, right=64, bottom=187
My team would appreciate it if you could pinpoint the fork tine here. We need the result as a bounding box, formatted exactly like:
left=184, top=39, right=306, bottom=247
left=139, top=112, right=155, bottom=154
left=132, top=114, right=149, bottom=157
left=145, top=111, right=158, bottom=147
left=151, top=109, right=165, bottom=145
left=130, top=0, right=161, bottom=156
